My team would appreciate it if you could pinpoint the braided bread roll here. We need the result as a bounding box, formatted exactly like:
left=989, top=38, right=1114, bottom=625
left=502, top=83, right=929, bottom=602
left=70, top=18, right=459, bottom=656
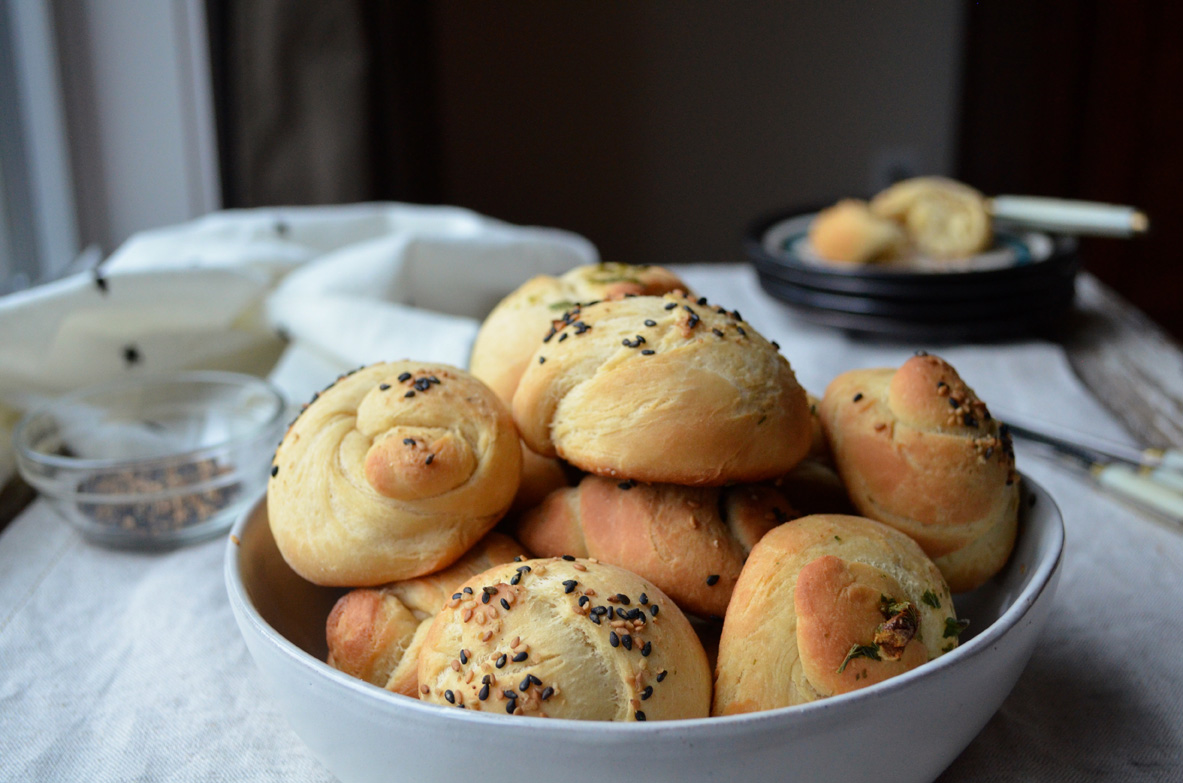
left=512, top=292, right=813, bottom=485
left=325, top=533, right=527, bottom=696
left=713, top=514, right=959, bottom=714
left=418, top=557, right=712, bottom=721
left=870, top=177, right=992, bottom=258
left=268, top=361, right=522, bottom=586
left=470, top=262, right=689, bottom=406
left=818, top=354, right=1019, bottom=592
left=808, top=199, right=907, bottom=264
left=515, top=475, right=798, bottom=617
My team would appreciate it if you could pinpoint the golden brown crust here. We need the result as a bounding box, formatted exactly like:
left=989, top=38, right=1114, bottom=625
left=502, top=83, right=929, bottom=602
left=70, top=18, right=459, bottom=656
left=712, top=514, right=957, bottom=714
left=417, top=558, right=712, bottom=721
left=512, top=292, right=813, bottom=485
left=325, top=533, right=528, bottom=694
left=515, top=476, right=796, bottom=618
left=818, top=354, right=1019, bottom=592
left=869, top=177, right=991, bottom=258
left=808, top=199, right=907, bottom=264
left=268, top=362, right=521, bottom=586
left=469, top=263, right=689, bottom=406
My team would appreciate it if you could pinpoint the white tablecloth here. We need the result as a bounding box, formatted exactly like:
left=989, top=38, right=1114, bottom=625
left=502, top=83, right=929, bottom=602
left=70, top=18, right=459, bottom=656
left=2, top=264, right=1181, bottom=782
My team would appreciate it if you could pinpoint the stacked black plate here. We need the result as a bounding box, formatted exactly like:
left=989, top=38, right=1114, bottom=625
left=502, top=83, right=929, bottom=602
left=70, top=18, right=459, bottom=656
left=745, top=208, right=1079, bottom=341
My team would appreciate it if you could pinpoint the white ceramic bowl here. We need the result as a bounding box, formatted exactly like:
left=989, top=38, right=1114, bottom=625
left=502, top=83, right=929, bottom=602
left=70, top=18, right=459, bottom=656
left=226, top=477, right=1062, bottom=783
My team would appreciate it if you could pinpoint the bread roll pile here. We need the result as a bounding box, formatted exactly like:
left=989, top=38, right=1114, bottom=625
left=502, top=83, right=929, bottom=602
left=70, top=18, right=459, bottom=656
left=263, top=262, right=1019, bottom=723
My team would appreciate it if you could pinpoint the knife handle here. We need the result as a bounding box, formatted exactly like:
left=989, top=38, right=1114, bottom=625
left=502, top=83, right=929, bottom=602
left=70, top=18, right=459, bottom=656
left=989, top=196, right=1149, bottom=237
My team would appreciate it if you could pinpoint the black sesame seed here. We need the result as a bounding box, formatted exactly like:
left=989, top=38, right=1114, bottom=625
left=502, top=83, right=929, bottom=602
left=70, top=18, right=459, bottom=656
left=963, top=413, right=978, bottom=428
left=621, top=635, right=633, bottom=651
left=561, top=554, right=575, bottom=561
left=664, top=302, right=677, bottom=310
left=736, top=326, right=746, bottom=336
left=478, top=684, right=490, bottom=700
left=712, top=328, right=724, bottom=337
left=706, top=574, right=720, bottom=586
left=579, top=595, right=590, bottom=606
left=641, top=641, right=652, bottom=657
left=591, top=606, right=608, bottom=616
left=616, top=607, right=629, bottom=620
left=539, top=356, right=546, bottom=364
left=444, top=690, right=455, bottom=704
left=609, top=632, right=620, bottom=648
left=771, top=340, right=779, bottom=349
left=428, top=376, right=440, bottom=384
left=496, top=654, right=507, bottom=668
left=513, top=651, right=528, bottom=663
left=657, top=670, right=667, bottom=682
left=426, top=453, right=435, bottom=465
left=403, top=438, right=416, bottom=445
left=641, top=349, right=655, bottom=355
left=520, top=676, right=532, bottom=692
left=510, top=573, right=522, bottom=585
left=398, top=372, right=412, bottom=382
left=617, top=594, right=631, bottom=605
left=635, top=711, right=646, bottom=721
left=379, top=383, right=391, bottom=390
left=853, top=393, right=864, bottom=402
left=482, top=674, right=491, bottom=684
left=641, top=686, right=653, bottom=700
left=452, top=593, right=462, bottom=600
left=529, top=674, right=542, bottom=686
left=404, top=390, right=415, bottom=398
left=563, top=580, right=578, bottom=594
left=460, top=649, right=469, bottom=664
left=559, top=332, right=568, bottom=343
left=650, top=605, right=659, bottom=617
left=949, top=397, right=959, bottom=408
left=627, top=608, right=643, bottom=620
left=639, top=593, right=649, bottom=605
left=590, top=613, right=601, bottom=625
left=482, top=592, right=491, bottom=604
left=506, top=702, right=516, bottom=714
left=618, top=480, right=635, bottom=490
left=541, top=686, right=554, bottom=701
left=463, top=587, right=473, bottom=594
left=270, top=465, right=279, bottom=477
left=500, top=598, right=511, bottom=610
left=644, top=319, right=657, bottom=327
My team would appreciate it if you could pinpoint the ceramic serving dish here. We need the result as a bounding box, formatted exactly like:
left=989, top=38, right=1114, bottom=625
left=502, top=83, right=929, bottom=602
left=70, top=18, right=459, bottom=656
left=226, top=477, right=1063, bottom=783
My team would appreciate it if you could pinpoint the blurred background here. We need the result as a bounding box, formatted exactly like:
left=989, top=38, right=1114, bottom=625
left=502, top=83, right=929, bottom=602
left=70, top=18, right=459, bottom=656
left=1, top=0, right=1179, bottom=337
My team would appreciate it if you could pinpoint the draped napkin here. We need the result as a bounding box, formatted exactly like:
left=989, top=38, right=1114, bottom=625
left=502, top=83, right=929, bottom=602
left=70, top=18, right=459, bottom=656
left=0, top=203, right=597, bottom=486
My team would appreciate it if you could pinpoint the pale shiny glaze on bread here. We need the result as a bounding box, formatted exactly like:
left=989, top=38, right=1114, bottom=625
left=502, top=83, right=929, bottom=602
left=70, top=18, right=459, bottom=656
left=515, top=475, right=797, bottom=617
left=418, top=557, right=712, bottom=721
left=819, top=354, right=1019, bottom=592
left=512, top=292, right=813, bottom=486
left=713, top=514, right=958, bottom=714
left=268, top=362, right=521, bottom=586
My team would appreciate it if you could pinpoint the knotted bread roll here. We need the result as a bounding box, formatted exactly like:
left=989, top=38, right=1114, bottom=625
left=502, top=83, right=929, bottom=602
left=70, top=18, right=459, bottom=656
left=326, top=533, right=527, bottom=695
left=713, top=514, right=960, bottom=714
left=870, top=177, right=992, bottom=258
left=470, top=262, right=689, bottom=406
left=515, top=475, right=798, bottom=617
left=819, top=353, right=1019, bottom=592
left=268, top=362, right=521, bottom=586
left=808, top=199, right=907, bottom=264
left=512, top=292, right=813, bottom=485
left=418, top=557, right=712, bottom=721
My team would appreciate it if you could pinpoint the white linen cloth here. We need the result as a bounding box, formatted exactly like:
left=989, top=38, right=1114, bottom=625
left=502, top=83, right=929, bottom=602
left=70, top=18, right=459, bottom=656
left=0, top=203, right=598, bottom=486
left=1, top=211, right=1181, bottom=781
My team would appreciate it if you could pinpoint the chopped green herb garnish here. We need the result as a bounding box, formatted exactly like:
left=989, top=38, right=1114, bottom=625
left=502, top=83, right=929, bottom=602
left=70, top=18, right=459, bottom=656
left=921, top=590, right=942, bottom=609
left=943, top=617, right=970, bottom=639
left=838, top=643, right=881, bottom=673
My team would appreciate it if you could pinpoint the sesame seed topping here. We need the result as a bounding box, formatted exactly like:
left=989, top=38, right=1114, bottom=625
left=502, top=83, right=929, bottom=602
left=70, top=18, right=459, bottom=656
left=541, top=686, right=554, bottom=701
left=478, top=684, right=489, bottom=700
left=505, top=701, right=516, bottom=714
left=444, top=690, right=455, bottom=704
left=519, top=676, right=532, bottom=692
left=641, top=349, right=655, bottom=355
left=481, top=592, right=491, bottom=604
left=621, top=634, right=633, bottom=651
left=404, top=390, right=415, bottom=398
left=616, top=594, right=631, bottom=605
left=641, top=686, right=653, bottom=700
left=642, top=641, right=652, bottom=657
left=270, top=465, right=278, bottom=477
left=561, top=555, right=575, bottom=561
left=657, top=670, right=667, bottom=682
left=590, top=613, right=601, bottom=625
left=635, top=711, right=647, bottom=721
left=500, top=598, right=511, bottom=611
left=650, top=605, right=659, bottom=617
left=420, top=684, right=430, bottom=694
left=510, top=573, right=521, bottom=585
left=460, top=649, right=469, bottom=664
left=513, top=651, right=529, bottom=663
left=736, top=326, right=746, bottom=336
left=609, top=632, right=620, bottom=648
left=572, top=563, right=587, bottom=571
left=562, top=580, right=578, bottom=593
left=398, top=372, right=412, bottom=382
left=706, top=574, right=720, bottom=586
left=618, top=479, right=636, bottom=490
left=712, top=328, right=724, bottom=337
left=379, top=383, right=391, bottom=390
left=771, top=340, right=779, bottom=349
left=496, top=654, right=507, bottom=668
left=639, top=593, right=648, bottom=605
left=463, top=587, right=473, bottom=594
left=644, top=319, right=657, bottom=327
left=425, top=453, right=435, bottom=465
left=452, top=593, right=462, bottom=600
left=853, top=393, right=863, bottom=402
left=539, top=356, right=546, bottom=364
left=664, top=302, right=677, bottom=310
left=451, top=660, right=461, bottom=672
left=697, top=296, right=708, bottom=305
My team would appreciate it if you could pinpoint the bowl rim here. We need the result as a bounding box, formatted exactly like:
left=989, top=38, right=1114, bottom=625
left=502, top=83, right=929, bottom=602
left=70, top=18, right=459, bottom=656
left=225, top=475, right=1063, bottom=736
left=13, top=370, right=287, bottom=473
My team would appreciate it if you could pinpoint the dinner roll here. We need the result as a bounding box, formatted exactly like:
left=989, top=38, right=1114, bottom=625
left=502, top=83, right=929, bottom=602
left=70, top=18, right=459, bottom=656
left=268, top=362, right=521, bottom=586
left=515, top=475, right=798, bottom=617
left=870, top=177, right=991, bottom=258
left=819, top=353, right=1019, bottom=592
left=417, top=557, right=712, bottom=721
left=713, top=514, right=960, bottom=714
left=512, top=292, right=813, bottom=485
left=470, top=262, right=688, bottom=406
left=808, top=199, right=907, bottom=264
left=326, top=533, right=527, bottom=695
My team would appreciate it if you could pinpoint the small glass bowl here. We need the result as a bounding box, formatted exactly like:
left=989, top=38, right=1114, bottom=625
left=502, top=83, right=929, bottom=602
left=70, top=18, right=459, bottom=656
left=14, top=371, right=286, bottom=550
